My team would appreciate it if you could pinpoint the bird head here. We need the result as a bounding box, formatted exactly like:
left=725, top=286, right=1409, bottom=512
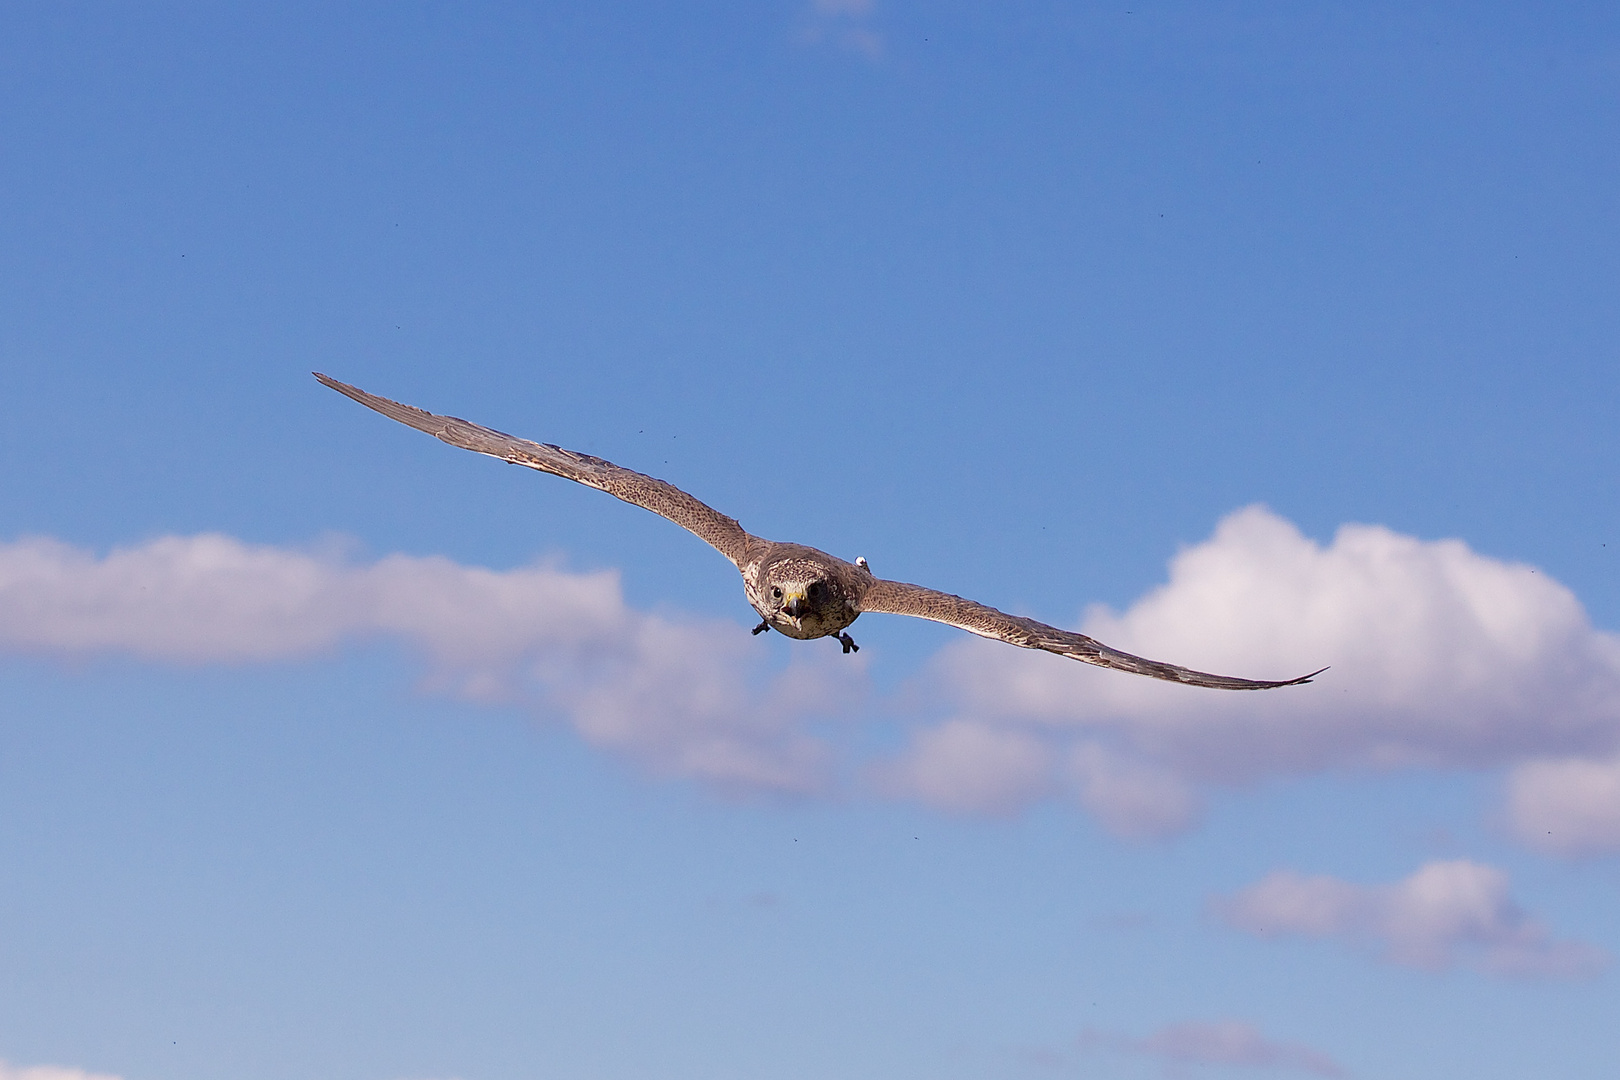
left=770, top=579, right=819, bottom=618
left=763, top=561, right=844, bottom=623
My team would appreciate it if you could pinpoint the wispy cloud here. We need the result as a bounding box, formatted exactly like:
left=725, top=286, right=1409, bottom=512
left=0, top=1061, right=124, bottom=1080
left=799, top=0, right=883, bottom=61
left=1215, top=859, right=1608, bottom=979
left=873, top=718, right=1053, bottom=815
left=1506, top=753, right=1620, bottom=856
left=6, top=505, right=1620, bottom=844
left=1080, top=1020, right=1344, bottom=1077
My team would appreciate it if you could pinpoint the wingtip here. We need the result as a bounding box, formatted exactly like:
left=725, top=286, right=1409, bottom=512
left=313, top=372, right=370, bottom=401
left=1291, top=665, right=1330, bottom=686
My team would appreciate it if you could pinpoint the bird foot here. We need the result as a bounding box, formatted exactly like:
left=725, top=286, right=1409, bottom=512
left=836, top=632, right=859, bottom=654
left=752, top=620, right=771, bottom=636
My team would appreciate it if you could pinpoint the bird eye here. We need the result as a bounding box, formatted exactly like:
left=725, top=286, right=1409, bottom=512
left=807, top=582, right=821, bottom=599
left=771, top=586, right=782, bottom=599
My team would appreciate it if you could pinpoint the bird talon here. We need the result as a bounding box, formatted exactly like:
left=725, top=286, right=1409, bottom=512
left=837, top=632, right=859, bottom=654
left=752, top=620, right=771, bottom=636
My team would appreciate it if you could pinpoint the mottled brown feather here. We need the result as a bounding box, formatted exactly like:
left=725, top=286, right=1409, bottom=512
left=314, top=374, right=753, bottom=564
left=857, top=579, right=1325, bottom=690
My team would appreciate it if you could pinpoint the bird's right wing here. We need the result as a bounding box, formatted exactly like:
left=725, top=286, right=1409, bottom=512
left=858, top=578, right=1324, bottom=690
left=315, top=374, right=754, bottom=565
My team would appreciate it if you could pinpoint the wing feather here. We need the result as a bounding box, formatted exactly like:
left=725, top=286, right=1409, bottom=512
left=858, top=579, right=1323, bottom=690
left=315, top=374, right=753, bottom=564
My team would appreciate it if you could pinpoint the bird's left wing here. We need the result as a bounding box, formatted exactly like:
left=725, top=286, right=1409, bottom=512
left=315, top=374, right=754, bottom=565
left=858, top=578, right=1323, bottom=690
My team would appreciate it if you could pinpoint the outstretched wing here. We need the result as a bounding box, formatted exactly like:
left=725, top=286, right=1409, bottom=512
left=315, top=374, right=753, bottom=565
left=858, top=579, right=1324, bottom=690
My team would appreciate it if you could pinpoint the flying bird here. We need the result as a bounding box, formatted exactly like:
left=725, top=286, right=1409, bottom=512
left=315, top=374, right=1324, bottom=690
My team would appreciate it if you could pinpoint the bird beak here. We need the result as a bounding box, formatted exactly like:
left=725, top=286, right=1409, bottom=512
left=783, top=589, right=807, bottom=618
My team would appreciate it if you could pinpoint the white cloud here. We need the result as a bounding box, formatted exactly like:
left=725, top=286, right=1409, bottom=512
left=7, top=507, right=1620, bottom=845
left=0, top=533, right=619, bottom=665
left=917, top=505, right=1620, bottom=836
left=1506, top=754, right=1620, bottom=856
left=0, top=534, right=863, bottom=793
left=1216, top=859, right=1608, bottom=978
left=1080, top=1020, right=1343, bottom=1077
left=0, top=1062, right=124, bottom=1080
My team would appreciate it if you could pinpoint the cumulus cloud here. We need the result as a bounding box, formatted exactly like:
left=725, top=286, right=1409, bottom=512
left=1216, top=859, right=1608, bottom=978
left=1080, top=1020, right=1343, bottom=1077
left=8, top=505, right=1620, bottom=843
left=906, top=505, right=1620, bottom=836
left=0, top=534, right=863, bottom=793
left=0, top=1062, right=124, bottom=1080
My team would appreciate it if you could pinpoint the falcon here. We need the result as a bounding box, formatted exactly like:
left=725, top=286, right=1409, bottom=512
left=315, top=374, right=1324, bottom=690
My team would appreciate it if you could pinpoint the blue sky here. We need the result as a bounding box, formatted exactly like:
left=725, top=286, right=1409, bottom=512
left=2, top=3, right=1619, bottom=1078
